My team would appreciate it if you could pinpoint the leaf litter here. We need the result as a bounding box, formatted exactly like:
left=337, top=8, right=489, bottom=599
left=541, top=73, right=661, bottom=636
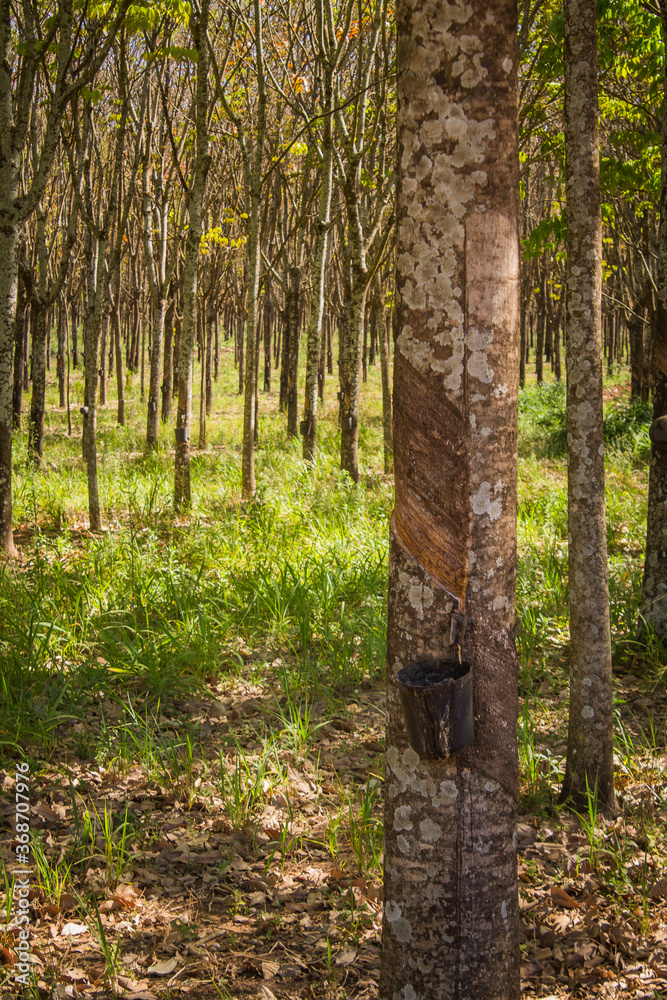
left=0, top=651, right=665, bottom=999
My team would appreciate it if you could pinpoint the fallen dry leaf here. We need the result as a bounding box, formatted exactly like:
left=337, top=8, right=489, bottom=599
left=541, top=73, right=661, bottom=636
left=147, top=957, right=179, bottom=976
left=550, top=885, right=579, bottom=909
left=60, top=922, right=88, bottom=937
left=335, top=946, right=358, bottom=966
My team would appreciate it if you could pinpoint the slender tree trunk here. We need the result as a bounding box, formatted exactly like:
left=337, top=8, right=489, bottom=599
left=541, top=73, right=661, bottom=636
left=28, top=303, right=47, bottom=464
left=146, top=294, right=167, bottom=451
left=82, top=231, right=104, bottom=532
left=241, top=202, right=261, bottom=496
left=71, top=300, right=79, bottom=369
left=214, top=310, right=219, bottom=381
left=198, top=318, right=206, bottom=449
left=205, top=307, right=213, bottom=416
left=172, top=312, right=181, bottom=400
left=339, top=271, right=365, bottom=482
left=99, top=315, right=108, bottom=405
left=113, top=298, right=125, bottom=425
left=0, top=211, right=19, bottom=557
left=263, top=279, right=272, bottom=392
left=374, top=273, right=393, bottom=474
left=162, top=298, right=175, bottom=422
left=536, top=270, right=545, bottom=383
left=318, top=310, right=326, bottom=403
left=287, top=266, right=301, bottom=438
left=57, top=299, right=66, bottom=408
left=279, top=301, right=290, bottom=411
left=559, top=0, right=615, bottom=815
left=380, top=1, right=521, bottom=996
left=303, top=65, right=333, bottom=463
left=639, top=1, right=667, bottom=638
left=140, top=301, right=146, bottom=400
left=12, top=283, right=26, bottom=429
left=174, top=0, right=209, bottom=508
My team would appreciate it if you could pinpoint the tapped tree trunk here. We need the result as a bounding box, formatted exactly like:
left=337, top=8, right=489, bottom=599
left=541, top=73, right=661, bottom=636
left=380, top=0, right=521, bottom=997
left=559, top=0, right=615, bottom=814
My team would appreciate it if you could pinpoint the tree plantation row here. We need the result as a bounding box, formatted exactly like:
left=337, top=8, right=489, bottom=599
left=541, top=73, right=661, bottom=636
left=1, top=0, right=661, bottom=556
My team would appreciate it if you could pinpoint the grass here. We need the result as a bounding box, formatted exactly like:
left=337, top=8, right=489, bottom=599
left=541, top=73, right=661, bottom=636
left=0, top=348, right=664, bottom=997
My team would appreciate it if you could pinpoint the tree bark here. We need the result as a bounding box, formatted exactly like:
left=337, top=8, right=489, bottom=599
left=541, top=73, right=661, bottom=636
left=174, top=0, right=210, bottom=509
left=12, top=275, right=27, bottom=430
left=374, top=272, right=393, bottom=474
left=287, top=266, right=301, bottom=438
left=559, top=0, right=615, bottom=815
left=146, top=294, right=167, bottom=450
left=380, top=0, right=521, bottom=996
left=28, top=303, right=47, bottom=463
left=639, top=1, right=667, bottom=638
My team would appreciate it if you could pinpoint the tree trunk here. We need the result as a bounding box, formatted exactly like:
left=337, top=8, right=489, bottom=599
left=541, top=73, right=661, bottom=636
left=57, top=299, right=66, bottom=408
left=303, top=59, right=334, bottom=463
left=205, top=307, right=213, bottom=416
left=374, top=272, right=393, bottom=474
left=629, top=304, right=644, bottom=399
left=0, top=199, right=19, bottom=557
left=559, top=0, right=616, bottom=815
left=113, top=298, right=125, bottom=426
left=279, top=302, right=290, bottom=411
left=287, top=265, right=301, bottom=438
left=536, top=270, right=545, bottom=383
left=379, top=0, right=521, bottom=997
left=339, top=272, right=365, bottom=482
left=638, top=0, right=667, bottom=638
left=162, top=298, right=175, bottom=422
left=82, top=231, right=104, bottom=532
left=28, top=303, right=47, bottom=464
left=241, top=200, right=261, bottom=496
left=99, top=315, right=108, bottom=405
left=146, top=294, right=167, bottom=451
left=174, top=0, right=210, bottom=509
left=12, top=283, right=26, bottom=430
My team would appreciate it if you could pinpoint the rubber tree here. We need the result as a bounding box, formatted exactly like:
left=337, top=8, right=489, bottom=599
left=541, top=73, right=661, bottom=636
left=23, top=172, right=80, bottom=464
left=72, top=37, right=145, bottom=531
left=300, top=0, right=339, bottom=464
left=0, top=0, right=130, bottom=556
left=558, top=0, right=616, bottom=815
left=334, top=0, right=394, bottom=482
left=214, top=0, right=266, bottom=498
left=173, top=0, right=211, bottom=509
left=142, top=79, right=180, bottom=453
left=379, top=0, right=521, bottom=995
left=639, top=0, right=667, bottom=638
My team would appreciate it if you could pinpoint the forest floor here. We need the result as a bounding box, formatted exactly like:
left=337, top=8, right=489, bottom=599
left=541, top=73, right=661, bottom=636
left=0, top=362, right=666, bottom=999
